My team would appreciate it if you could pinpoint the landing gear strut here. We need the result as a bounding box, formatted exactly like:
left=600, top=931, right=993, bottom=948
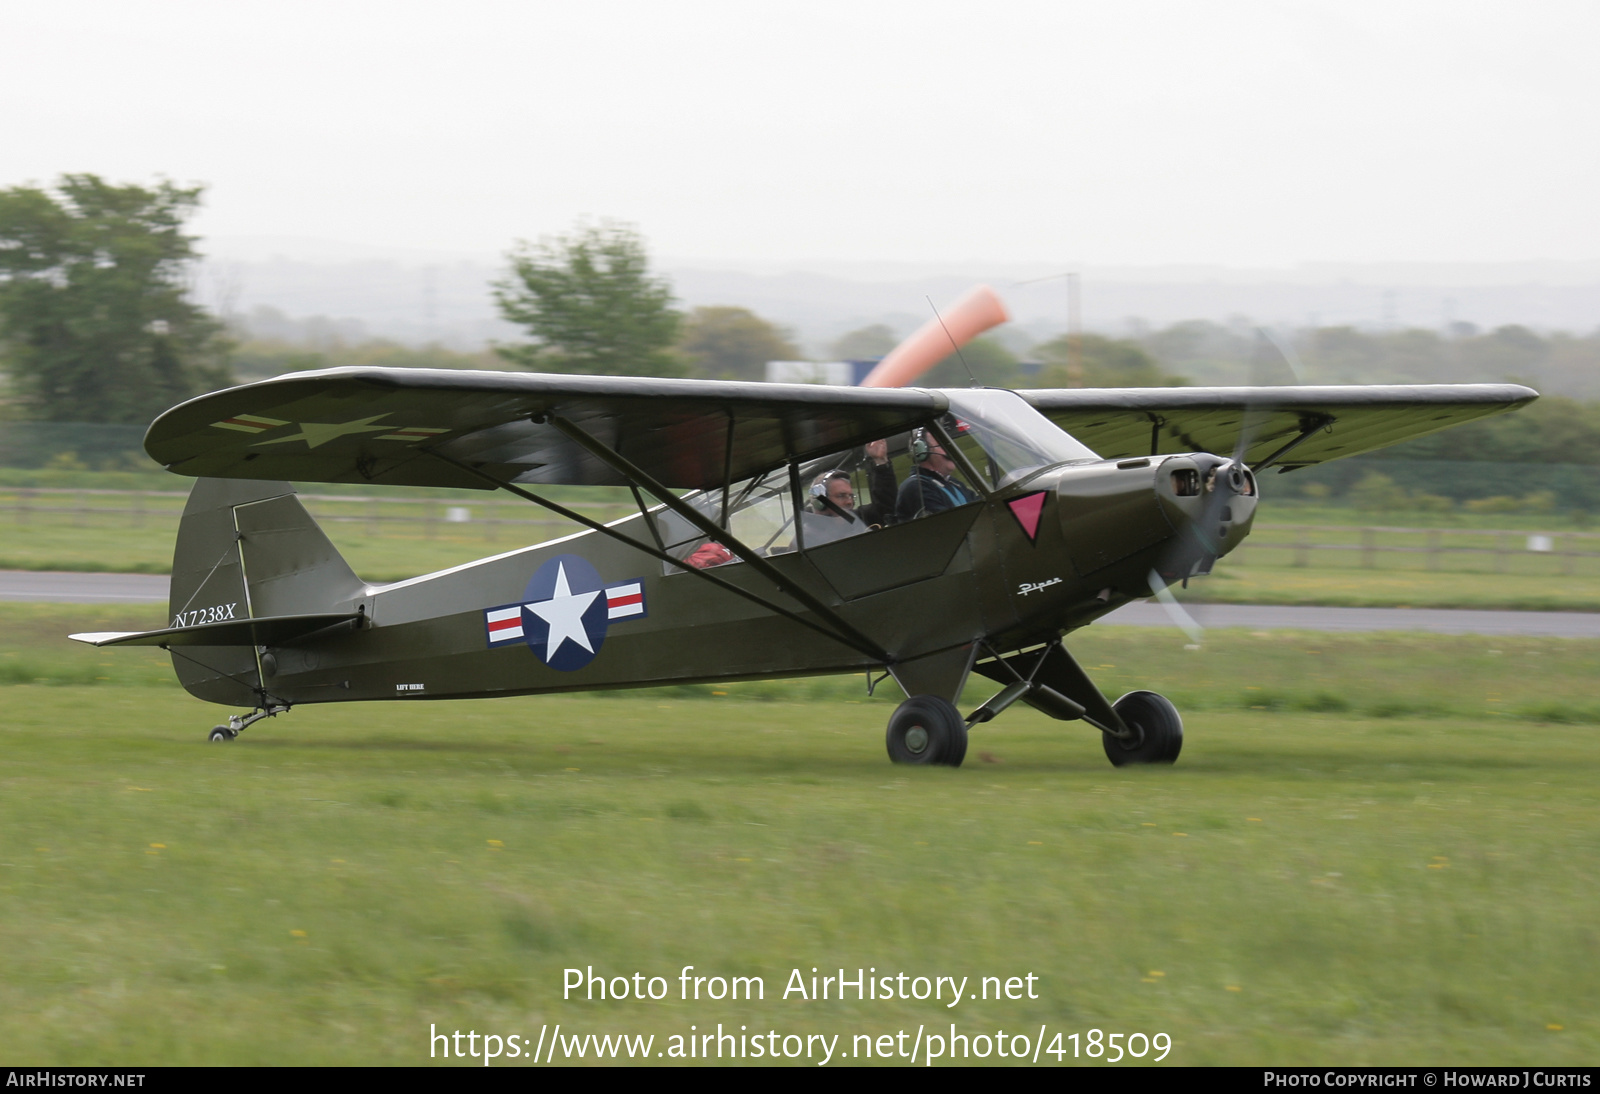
left=205, top=703, right=288, bottom=743
left=967, top=639, right=1186, bottom=768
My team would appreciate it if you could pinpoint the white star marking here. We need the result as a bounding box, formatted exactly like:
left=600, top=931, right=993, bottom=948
left=253, top=415, right=393, bottom=449
left=526, top=562, right=601, bottom=658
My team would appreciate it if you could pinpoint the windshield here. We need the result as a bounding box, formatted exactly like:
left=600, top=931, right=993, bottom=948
left=941, top=388, right=1099, bottom=487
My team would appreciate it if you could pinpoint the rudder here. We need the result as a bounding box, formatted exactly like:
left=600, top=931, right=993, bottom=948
left=169, top=478, right=365, bottom=705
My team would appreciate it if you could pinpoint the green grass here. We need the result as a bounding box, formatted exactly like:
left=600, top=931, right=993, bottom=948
left=3, top=607, right=1598, bottom=1065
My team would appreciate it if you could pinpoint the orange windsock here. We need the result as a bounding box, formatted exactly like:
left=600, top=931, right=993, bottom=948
left=858, top=285, right=1011, bottom=388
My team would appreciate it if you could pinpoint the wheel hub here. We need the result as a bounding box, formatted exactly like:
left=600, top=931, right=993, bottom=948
left=904, top=725, right=929, bottom=754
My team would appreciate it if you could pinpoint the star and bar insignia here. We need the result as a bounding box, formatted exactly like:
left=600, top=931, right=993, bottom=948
left=207, top=414, right=450, bottom=448
left=483, top=555, right=648, bottom=671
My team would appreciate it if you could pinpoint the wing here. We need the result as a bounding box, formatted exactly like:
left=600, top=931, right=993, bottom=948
left=1016, top=384, right=1538, bottom=469
left=145, top=368, right=948, bottom=491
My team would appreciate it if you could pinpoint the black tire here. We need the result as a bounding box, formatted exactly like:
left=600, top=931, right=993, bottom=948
left=886, top=695, right=968, bottom=767
left=208, top=726, right=235, bottom=742
left=1102, top=691, right=1182, bottom=766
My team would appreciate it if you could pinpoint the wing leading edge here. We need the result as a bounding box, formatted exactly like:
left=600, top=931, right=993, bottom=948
left=146, top=367, right=948, bottom=491
left=1017, top=384, right=1538, bottom=469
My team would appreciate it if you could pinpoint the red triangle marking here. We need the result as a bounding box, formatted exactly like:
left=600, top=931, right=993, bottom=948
left=1007, top=492, right=1046, bottom=542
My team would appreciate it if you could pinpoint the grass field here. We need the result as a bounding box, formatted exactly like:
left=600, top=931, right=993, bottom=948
left=3, top=605, right=1598, bottom=1065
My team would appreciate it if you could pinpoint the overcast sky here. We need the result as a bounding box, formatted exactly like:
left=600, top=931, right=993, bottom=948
left=5, top=0, right=1598, bottom=268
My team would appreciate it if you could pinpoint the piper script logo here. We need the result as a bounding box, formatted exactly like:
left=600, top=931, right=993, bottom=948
left=1017, top=578, right=1063, bottom=597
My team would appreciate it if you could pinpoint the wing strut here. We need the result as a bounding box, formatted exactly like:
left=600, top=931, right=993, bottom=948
left=1254, top=414, right=1334, bottom=472
left=546, top=415, right=892, bottom=661
left=424, top=448, right=890, bottom=663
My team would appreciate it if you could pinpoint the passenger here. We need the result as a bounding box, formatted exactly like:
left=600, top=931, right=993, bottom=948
left=799, top=470, right=871, bottom=547
left=895, top=429, right=978, bottom=522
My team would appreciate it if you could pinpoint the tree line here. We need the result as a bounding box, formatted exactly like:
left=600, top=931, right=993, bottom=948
left=3, top=175, right=1599, bottom=475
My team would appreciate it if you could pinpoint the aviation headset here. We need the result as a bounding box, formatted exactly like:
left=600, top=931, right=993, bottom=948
left=910, top=428, right=933, bottom=464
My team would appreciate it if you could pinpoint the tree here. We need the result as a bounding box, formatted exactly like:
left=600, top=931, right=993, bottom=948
left=1034, top=333, right=1185, bottom=388
left=494, top=221, right=683, bottom=376
left=678, top=306, right=800, bottom=381
left=922, top=335, right=1020, bottom=387
left=829, top=324, right=900, bottom=360
left=0, top=174, right=230, bottom=423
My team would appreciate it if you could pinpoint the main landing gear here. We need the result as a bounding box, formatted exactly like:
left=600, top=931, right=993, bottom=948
left=886, top=639, right=1184, bottom=769
left=206, top=703, right=288, bottom=743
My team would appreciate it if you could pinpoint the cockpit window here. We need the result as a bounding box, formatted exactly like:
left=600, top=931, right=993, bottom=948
left=941, top=389, right=1100, bottom=488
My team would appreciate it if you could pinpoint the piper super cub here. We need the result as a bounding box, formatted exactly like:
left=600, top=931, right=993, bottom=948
left=72, top=287, right=1536, bottom=767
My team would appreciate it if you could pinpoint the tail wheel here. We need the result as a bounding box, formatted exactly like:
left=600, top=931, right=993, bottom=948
left=207, top=726, right=237, bottom=743
left=886, top=695, right=968, bottom=767
left=1103, top=691, right=1183, bottom=766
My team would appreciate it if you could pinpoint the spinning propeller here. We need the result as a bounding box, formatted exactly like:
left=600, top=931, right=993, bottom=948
left=1146, top=328, right=1305, bottom=646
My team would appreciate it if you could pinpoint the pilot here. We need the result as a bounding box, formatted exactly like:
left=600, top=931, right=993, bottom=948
left=895, top=429, right=978, bottom=522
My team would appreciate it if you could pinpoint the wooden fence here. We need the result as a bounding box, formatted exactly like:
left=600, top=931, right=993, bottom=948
left=1235, top=524, right=1600, bottom=575
left=0, top=487, right=629, bottom=543
left=4, top=489, right=1600, bottom=574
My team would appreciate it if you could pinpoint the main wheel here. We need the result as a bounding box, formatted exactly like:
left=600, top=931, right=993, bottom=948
left=1102, top=691, right=1182, bottom=766
left=208, top=726, right=236, bottom=742
left=886, top=695, right=968, bottom=767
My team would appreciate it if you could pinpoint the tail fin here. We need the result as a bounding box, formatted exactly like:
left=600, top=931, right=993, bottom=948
left=169, top=478, right=364, bottom=705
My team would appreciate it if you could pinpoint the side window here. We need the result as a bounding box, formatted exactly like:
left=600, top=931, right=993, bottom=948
left=660, top=466, right=798, bottom=574
left=729, top=479, right=799, bottom=554
left=947, top=426, right=999, bottom=489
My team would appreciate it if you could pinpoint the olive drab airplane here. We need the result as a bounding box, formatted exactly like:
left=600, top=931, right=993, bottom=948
left=72, top=287, right=1536, bottom=767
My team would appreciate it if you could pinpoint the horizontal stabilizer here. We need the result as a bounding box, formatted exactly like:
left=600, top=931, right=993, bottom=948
left=69, top=612, right=362, bottom=648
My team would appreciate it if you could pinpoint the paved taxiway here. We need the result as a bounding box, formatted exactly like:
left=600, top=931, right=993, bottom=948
left=6, top=570, right=1600, bottom=637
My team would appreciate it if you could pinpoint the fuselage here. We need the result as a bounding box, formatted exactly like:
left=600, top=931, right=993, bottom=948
left=185, top=446, right=1256, bottom=709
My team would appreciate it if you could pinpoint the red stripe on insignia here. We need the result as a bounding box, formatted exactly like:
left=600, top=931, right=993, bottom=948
left=607, top=592, right=643, bottom=608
